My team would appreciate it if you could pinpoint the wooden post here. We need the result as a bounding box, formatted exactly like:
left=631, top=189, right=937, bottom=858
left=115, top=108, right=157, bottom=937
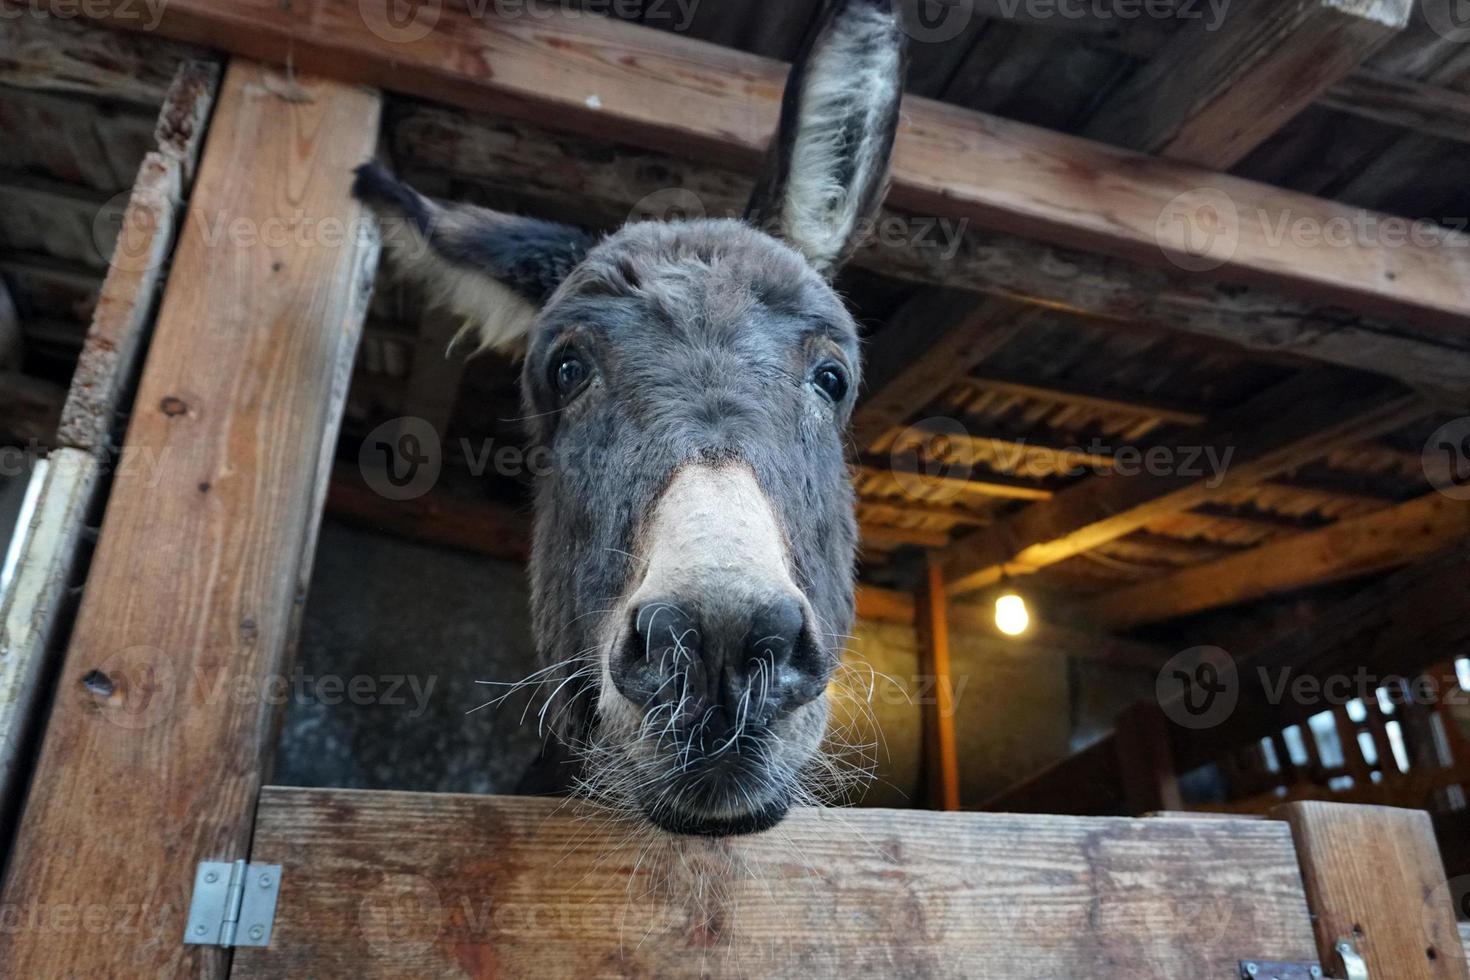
left=1277, top=801, right=1470, bottom=979
left=0, top=61, right=380, bottom=979
left=915, top=553, right=960, bottom=811
left=1114, top=702, right=1184, bottom=815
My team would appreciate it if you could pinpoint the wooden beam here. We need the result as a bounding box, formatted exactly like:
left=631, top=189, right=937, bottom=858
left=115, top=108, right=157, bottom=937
left=1114, top=703, right=1183, bottom=814
left=851, top=293, right=1034, bottom=452
left=915, top=555, right=960, bottom=811
left=0, top=7, right=205, bottom=105
left=328, top=464, right=530, bottom=564
left=963, top=373, right=1209, bottom=428
left=1082, top=0, right=1410, bottom=168
left=0, top=371, right=65, bottom=444
left=392, top=104, right=1470, bottom=393
left=853, top=461, right=1054, bottom=503
left=0, top=62, right=380, bottom=980
left=234, top=786, right=1320, bottom=977
left=56, top=59, right=219, bottom=454
left=0, top=450, right=100, bottom=825
left=1322, top=67, right=1470, bottom=145
left=940, top=372, right=1426, bottom=595
left=54, top=1, right=1470, bottom=346
left=1085, top=492, right=1470, bottom=629
left=855, top=585, right=1170, bottom=671
left=1278, top=801, right=1469, bottom=979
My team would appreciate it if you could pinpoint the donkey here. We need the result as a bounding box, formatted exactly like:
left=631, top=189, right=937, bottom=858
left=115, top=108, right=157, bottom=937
left=353, top=0, right=907, bottom=836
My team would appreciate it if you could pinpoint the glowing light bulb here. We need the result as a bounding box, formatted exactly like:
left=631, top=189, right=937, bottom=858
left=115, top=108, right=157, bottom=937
left=994, top=592, right=1030, bottom=637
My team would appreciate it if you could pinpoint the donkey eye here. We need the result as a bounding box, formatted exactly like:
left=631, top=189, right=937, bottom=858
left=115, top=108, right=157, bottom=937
left=813, top=363, right=848, bottom=403
left=552, top=354, right=589, bottom=397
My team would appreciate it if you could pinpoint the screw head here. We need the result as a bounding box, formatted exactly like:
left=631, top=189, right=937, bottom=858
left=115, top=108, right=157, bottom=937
left=194, top=924, right=207, bottom=936
left=204, top=872, right=218, bottom=884
left=249, top=925, right=265, bottom=940
left=1310, top=968, right=1322, bottom=978
left=258, top=874, right=272, bottom=888
left=1245, top=965, right=1258, bottom=977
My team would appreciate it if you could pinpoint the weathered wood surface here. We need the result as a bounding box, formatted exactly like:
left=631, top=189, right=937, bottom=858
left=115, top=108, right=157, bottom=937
left=915, top=555, right=960, bottom=811
left=1322, top=67, right=1470, bottom=145
left=391, top=104, right=1470, bottom=393
left=0, top=449, right=100, bottom=824
left=0, top=3, right=204, bottom=104
left=46, top=0, right=1470, bottom=342
left=235, top=787, right=1320, bottom=979
left=1279, top=801, right=1470, bottom=979
left=56, top=59, right=219, bottom=454
left=1083, top=0, right=1409, bottom=168
left=0, top=62, right=380, bottom=980
left=1086, top=492, right=1470, bottom=629
left=941, top=372, right=1426, bottom=594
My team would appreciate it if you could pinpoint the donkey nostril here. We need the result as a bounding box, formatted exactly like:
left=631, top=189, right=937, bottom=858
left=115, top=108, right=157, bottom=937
left=745, top=596, right=805, bottom=659
left=615, top=599, right=701, bottom=707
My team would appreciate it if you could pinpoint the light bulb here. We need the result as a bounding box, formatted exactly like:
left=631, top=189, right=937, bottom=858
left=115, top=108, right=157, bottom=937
left=994, top=592, right=1030, bottom=637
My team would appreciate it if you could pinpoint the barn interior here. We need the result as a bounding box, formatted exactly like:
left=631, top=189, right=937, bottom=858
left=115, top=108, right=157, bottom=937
left=1, top=2, right=1468, bottom=976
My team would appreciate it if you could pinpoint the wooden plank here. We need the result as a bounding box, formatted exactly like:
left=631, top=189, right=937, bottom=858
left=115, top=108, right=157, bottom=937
left=941, top=372, right=1427, bottom=595
left=1278, top=801, right=1470, bottom=979
left=327, top=464, right=530, bottom=564
left=915, top=554, right=960, bottom=811
left=853, top=461, right=1054, bottom=503
left=1114, top=702, right=1183, bottom=815
left=0, top=449, right=100, bottom=824
left=851, top=293, right=1034, bottom=452
left=390, top=104, right=1470, bottom=394
left=236, top=786, right=1320, bottom=978
left=0, top=61, right=380, bottom=980
left=0, top=5, right=204, bottom=105
left=1322, top=67, right=1470, bottom=145
left=53, top=0, right=1470, bottom=344
left=1085, top=492, right=1470, bottom=629
left=963, top=372, right=1210, bottom=428
left=1083, top=0, right=1410, bottom=168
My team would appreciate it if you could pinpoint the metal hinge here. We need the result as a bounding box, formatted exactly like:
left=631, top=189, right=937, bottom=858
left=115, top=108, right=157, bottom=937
left=1238, top=937, right=1368, bottom=980
left=184, top=860, right=281, bottom=948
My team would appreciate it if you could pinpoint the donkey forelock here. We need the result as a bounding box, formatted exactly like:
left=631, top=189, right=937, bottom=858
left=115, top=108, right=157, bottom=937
left=354, top=0, right=906, bottom=836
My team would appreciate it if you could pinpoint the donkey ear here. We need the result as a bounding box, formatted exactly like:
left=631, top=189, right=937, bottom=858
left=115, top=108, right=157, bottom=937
left=352, top=162, right=596, bottom=355
left=745, top=0, right=907, bottom=277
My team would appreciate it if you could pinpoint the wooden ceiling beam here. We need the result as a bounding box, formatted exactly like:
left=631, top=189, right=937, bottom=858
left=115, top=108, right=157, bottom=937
left=394, top=106, right=1470, bottom=394
left=1320, top=67, right=1470, bottom=145
left=853, top=461, right=1055, bottom=503
left=1081, top=0, right=1411, bottom=168
left=54, top=0, right=1470, bottom=344
left=962, top=373, right=1210, bottom=428
left=940, top=371, right=1429, bottom=595
left=1083, top=492, right=1470, bottom=630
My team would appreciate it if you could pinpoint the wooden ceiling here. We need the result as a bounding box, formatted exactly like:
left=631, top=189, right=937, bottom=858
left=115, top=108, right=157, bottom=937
left=2, top=1, right=1468, bottom=644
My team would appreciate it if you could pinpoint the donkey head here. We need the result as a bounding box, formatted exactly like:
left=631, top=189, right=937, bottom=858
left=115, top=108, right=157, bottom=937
left=354, top=0, right=906, bottom=836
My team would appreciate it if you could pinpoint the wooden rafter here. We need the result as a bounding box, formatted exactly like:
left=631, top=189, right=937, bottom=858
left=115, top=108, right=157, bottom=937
left=1084, top=492, right=1470, bottom=629
left=940, top=372, right=1427, bottom=595
left=1081, top=0, right=1411, bottom=168
left=50, top=1, right=1470, bottom=350
left=915, top=555, right=960, bottom=811
left=389, top=104, right=1470, bottom=392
